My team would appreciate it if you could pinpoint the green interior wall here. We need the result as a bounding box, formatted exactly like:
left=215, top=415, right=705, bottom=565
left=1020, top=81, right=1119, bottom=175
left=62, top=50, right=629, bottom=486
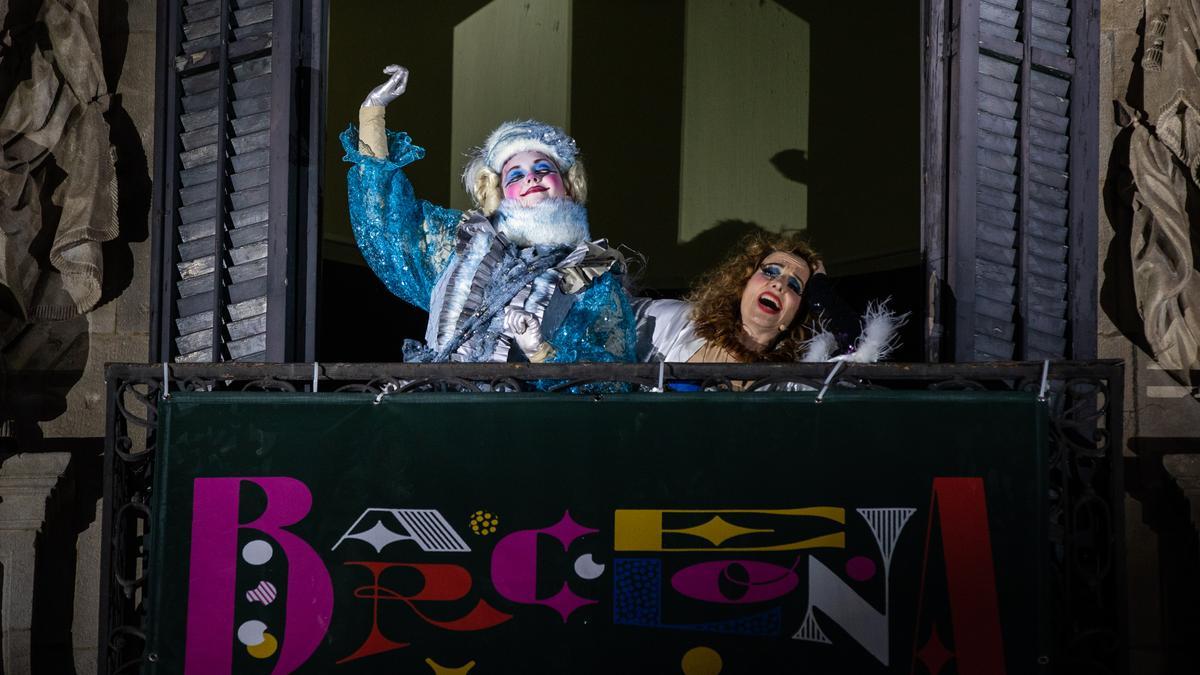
left=676, top=0, right=811, bottom=243
left=323, top=0, right=919, bottom=289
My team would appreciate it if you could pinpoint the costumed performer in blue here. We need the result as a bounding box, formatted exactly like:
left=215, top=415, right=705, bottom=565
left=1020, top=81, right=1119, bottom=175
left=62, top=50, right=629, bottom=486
left=343, top=65, right=636, bottom=364
left=634, top=231, right=905, bottom=365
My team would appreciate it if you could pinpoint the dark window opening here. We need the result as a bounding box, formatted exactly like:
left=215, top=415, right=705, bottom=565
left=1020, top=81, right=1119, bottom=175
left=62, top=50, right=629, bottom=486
left=317, top=0, right=923, bottom=362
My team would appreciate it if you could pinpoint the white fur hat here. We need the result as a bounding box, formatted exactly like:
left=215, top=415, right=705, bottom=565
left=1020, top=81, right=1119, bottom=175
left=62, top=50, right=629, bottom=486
left=461, top=120, right=579, bottom=194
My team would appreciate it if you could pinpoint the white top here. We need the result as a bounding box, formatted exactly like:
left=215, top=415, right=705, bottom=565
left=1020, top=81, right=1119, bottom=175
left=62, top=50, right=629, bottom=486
left=632, top=298, right=707, bottom=363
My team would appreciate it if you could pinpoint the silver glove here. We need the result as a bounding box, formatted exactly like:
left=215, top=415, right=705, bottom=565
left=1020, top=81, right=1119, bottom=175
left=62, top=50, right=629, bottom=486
left=503, top=307, right=544, bottom=356
left=361, top=64, right=408, bottom=108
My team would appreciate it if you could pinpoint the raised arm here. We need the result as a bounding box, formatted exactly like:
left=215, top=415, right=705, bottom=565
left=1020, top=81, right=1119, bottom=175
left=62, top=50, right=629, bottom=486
left=342, top=65, right=461, bottom=311
left=359, top=64, right=408, bottom=158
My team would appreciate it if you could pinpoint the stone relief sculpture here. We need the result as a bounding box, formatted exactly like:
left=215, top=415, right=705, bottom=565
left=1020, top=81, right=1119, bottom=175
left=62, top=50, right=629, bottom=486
left=0, top=0, right=116, bottom=426
left=1117, top=0, right=1200, bottom=384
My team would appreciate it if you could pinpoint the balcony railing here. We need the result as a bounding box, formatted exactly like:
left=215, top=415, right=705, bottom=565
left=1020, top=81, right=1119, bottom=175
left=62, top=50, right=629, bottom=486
left=101, top=360, right=1125, bottom=674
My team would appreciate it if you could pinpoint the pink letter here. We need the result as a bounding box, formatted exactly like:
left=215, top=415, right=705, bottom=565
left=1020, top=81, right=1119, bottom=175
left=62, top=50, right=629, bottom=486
left=490, top=511, right=598, bottom=621
left=671, top=559, right=799, bottom=604
left=184, top=477, right=333, bottom=674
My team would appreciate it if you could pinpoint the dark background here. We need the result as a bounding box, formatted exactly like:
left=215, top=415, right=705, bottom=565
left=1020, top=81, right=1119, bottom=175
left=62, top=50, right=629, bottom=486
left=317, top=1, right=922, bottom=362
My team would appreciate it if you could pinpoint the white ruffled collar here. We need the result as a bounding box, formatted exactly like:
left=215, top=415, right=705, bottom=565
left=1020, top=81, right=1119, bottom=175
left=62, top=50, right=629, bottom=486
left=493, top=197, right=590, bottom=248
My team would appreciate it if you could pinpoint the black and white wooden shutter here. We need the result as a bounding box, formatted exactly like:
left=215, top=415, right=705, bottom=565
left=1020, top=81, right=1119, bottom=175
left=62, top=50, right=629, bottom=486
left=943, top=0, right=1098, bottom=361
left=150, top=0, right=320, bottom=363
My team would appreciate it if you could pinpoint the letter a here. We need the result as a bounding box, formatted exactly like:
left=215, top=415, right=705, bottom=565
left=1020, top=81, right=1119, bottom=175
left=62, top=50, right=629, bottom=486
left=913, top=477, right=1006, bottom=674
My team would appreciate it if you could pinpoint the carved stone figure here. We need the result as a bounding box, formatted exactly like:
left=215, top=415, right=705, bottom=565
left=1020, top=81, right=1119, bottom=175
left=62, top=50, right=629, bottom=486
left=0, top=0, right=116, bottom=345
left=0, top=0, right=116, bottom=429
left=1118, top=0, right=1200, bottom=384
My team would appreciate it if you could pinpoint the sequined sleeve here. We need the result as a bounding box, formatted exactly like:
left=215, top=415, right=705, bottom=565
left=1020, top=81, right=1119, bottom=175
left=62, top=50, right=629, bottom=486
left=341, top=125, right=461, bottom=312
left=546, top=272, right=638, bottom=364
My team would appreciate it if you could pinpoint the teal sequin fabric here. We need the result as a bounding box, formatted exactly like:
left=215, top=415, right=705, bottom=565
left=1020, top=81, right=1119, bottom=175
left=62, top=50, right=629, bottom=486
left=541, top=271, right=637, bottom=393
left=342, top=124, right=637, bottom=368
left=342, top=125, right=462, bottom=312
left=546, top=272, right=636, bottom=364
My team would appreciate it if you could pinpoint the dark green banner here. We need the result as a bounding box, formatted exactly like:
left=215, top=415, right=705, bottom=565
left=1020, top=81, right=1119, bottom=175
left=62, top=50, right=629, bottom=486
left=147, top=390, right=1047, bottom=674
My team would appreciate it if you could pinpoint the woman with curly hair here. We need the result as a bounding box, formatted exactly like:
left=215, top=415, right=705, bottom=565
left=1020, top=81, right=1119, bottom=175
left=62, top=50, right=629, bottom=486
left=634, top=231, right=863, bottom=363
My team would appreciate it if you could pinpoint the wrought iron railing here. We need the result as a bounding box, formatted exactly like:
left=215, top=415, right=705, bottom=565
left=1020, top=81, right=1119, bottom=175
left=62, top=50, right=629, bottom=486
left=101, top=360, right=1125, bottom=674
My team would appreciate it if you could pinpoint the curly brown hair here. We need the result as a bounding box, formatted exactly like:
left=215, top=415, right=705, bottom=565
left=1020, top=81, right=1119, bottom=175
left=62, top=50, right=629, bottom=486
left=686, top=231, right=823, bottom=362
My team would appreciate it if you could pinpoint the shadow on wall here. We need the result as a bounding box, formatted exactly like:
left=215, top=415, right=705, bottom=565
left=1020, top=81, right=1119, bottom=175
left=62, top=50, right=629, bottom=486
left=1125, top=438, right=1200, bottom=674
left=0, top=443, right=105, bottom=675
left=30, top=442, right=105, bottom=674
left=98, top=0, right=151, bottom=309
left=1101, top=120, right=1153, bottom=358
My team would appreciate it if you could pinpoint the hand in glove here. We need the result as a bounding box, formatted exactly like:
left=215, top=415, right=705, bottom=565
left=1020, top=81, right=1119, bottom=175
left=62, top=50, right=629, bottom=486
left=504, top=307, right=544, bottom=356
left=361, top=64, right=409, bottom=108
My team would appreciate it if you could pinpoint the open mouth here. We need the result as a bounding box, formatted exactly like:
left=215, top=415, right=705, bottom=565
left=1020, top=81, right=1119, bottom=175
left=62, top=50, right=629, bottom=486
left=758, top=293, right=781, bottom=314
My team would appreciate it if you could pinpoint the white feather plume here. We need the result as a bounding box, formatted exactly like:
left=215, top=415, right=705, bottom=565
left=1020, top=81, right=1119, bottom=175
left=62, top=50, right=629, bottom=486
left=801, top=299, right=909, bottom=363
left=801, top=330, right=837, bottom=362
left=840, top=299, right=909, bottom=363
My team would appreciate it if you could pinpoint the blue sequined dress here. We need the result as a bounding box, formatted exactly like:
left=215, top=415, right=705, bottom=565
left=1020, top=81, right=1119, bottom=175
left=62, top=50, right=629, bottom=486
left=341, top=125, right=636, bottom=365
